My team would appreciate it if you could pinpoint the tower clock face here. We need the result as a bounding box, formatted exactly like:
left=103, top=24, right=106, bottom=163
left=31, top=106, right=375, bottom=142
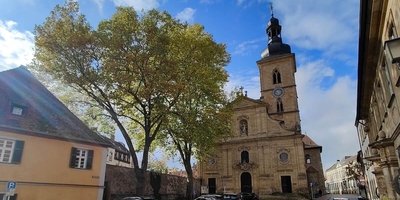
left=272, top=87, right=285, bottom=98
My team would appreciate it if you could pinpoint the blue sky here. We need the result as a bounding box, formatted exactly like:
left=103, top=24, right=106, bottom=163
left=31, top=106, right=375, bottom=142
left=0, top=0, right=360, bottom=171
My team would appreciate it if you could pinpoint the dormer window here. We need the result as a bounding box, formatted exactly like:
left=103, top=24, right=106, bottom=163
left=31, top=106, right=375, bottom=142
left=11, top=104, right=25, bottom=116
left=12, top=107, right=23, bottom=115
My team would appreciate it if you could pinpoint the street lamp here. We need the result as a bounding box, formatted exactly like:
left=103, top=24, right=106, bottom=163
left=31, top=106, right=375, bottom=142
left=384, top=37, right=400, bottom=65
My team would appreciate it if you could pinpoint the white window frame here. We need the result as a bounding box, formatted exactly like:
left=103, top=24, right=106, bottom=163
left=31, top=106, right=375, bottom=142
left=0, top=139, right=15, bottom=163
left=12, top=106, right=23, bottom=115
left=108, top=151, right=113, bottom=162
left=75, top=148, right=88, bottom=169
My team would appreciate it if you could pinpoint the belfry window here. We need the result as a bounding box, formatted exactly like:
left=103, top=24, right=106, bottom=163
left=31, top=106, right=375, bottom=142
left=276, top=100, right=284, bottom=112
left=239, top=120, right=248, bottom=135
left=273, top=70, right=282, bottom=84
left=305, top=154, right=311, bottom=164
left=241, top=151, right=249, bottom=163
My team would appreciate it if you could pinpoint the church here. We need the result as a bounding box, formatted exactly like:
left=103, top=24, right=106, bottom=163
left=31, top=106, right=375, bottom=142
left=198, top=9, right=325, bottom=196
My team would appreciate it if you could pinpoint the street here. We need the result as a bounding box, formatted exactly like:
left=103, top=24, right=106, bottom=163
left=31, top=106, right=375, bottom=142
left=316, top=194, right=363, bottom=200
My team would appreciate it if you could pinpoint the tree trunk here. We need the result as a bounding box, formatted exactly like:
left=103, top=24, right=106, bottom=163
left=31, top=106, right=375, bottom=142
left=184, top=154, right=194, bottom=200
left=135, top=168, right=146, bottom=196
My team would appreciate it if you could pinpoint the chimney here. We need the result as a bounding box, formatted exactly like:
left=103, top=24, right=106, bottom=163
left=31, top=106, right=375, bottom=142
left=110, top=134, right=115, bottom=141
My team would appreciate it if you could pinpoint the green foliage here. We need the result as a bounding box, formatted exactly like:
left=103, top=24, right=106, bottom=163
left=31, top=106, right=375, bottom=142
left=345, top=160, right=362, bottom=181
left=147, top=156, right=169, bottom=173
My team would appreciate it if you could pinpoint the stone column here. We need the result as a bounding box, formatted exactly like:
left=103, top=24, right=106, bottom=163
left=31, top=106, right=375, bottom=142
left=374, top=141, right=400, bottom=200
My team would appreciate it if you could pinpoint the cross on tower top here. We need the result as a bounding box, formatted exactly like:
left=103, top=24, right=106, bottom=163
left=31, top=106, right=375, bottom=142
left=270, top=2, right=274, bottom=17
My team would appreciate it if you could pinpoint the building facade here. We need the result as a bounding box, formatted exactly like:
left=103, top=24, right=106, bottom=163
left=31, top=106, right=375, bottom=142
left=325, top=156, right=359, bottom=195
left=0, top=67, right=110, bottom=200
left=199, top=12, right=324, bottom=196
left=356, top=0, right=400, bottom=199
left=101, top=135, right=133, bottom=168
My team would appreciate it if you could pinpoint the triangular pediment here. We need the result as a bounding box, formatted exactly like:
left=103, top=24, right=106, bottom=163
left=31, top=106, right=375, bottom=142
left=230, top=96, right=297, bottom=137
left=233, top=96, right=268, bottom=110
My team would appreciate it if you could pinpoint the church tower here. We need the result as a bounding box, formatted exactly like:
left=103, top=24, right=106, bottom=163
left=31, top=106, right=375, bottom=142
left=198, top=5, right=324, bottom=197
left=257, top=7, right=300, bottom=131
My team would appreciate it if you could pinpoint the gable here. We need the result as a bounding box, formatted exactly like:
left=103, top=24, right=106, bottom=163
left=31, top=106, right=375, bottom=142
left=233, top=97, right=268, bottom=110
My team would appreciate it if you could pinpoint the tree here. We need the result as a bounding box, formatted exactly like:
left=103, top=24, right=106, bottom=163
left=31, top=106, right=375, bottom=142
left=345, top=161, right=361, bottom=180
left=147, top=155, right=169, bottom=174
left=345, top=160, right=362, bottom=187
left=162, top=58, right=234, bottom=200
left=165, top=99, right=233, bottom=200
left=34, top=0, right=230, bottom=196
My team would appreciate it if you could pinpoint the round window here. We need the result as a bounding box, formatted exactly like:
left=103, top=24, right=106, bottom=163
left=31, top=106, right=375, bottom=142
left=208, top=158, right=216, bottom=165
left=279, top=152, right=289, bottom=162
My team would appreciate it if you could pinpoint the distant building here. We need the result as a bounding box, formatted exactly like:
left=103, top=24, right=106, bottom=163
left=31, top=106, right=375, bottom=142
left=0, top=66, right=110, bottom=200
left=198, top=10, right=323, bottom=196
left=356, top=0, right=400, bottom=199
left=325, top=156, right=358, bottom=195
left=100, top=135, right=133, bottom=168
left=168, top=164, right=198, bottom=178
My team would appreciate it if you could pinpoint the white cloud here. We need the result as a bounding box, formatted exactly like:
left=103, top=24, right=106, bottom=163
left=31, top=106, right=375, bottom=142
left=295, top=60, right=358, bottom=170
left=91, top=0, right=105, bottom=12
left=233, top=38, right=264, bottom=55
left=271, top=0, right=359, bottom=55
left=0, top=20, right=34, bottom=72
left=225, top=72, right=260, bottom=98
left=176, top=8, right=196, bottom=23
left=112, top=0, right=160, bottom=11
left=237, top=0, right=245, bottom=5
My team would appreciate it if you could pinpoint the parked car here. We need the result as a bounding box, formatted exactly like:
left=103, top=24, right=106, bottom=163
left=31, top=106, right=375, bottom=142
left=122, top=197, right=143, bottom=200
left=238, top=192, right=258, bottom=200
left=223, top=193, right=241, bottom=200
left=195, top=194, right=223, bottom=200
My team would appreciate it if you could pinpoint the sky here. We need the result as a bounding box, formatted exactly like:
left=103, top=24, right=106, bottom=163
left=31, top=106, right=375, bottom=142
left=0, top=0, right=360, bottom=171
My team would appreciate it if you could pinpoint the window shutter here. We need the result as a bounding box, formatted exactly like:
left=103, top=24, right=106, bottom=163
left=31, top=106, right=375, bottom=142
left=86, top=150, right=94, bottom=169
left=70, top=147, right=77, bottom=168
left=11, top=140, right=24, bottom=164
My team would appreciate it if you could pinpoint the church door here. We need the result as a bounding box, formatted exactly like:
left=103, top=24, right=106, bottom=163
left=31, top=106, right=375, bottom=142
left=241, top=172, right=252, bottom=193
left=208, top=178, right=216, bottom=194
left=281, top=176, right=292, bottom=193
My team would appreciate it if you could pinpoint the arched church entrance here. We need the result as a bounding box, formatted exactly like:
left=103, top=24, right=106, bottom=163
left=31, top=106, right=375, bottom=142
left=240, top=172, right=252, bottom=193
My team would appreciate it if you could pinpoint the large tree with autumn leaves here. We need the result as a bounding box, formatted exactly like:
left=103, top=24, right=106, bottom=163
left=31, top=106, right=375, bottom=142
left=34, top=0, right=230, bottom=196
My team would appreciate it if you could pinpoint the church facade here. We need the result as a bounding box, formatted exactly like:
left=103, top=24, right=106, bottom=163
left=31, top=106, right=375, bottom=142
left=198, top=11, right=324, bottom=196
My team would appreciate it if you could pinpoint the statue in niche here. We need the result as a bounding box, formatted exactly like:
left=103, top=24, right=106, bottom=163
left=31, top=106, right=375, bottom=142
left=240, top=120, right=248, bottom=135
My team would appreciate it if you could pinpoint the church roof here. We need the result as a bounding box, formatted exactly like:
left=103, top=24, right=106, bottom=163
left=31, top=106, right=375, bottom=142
left=302, top=135, right=322, bottom=150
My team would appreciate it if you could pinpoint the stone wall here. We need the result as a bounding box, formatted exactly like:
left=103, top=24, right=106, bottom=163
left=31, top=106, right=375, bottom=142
left=105, top=164, right=201, bottom=200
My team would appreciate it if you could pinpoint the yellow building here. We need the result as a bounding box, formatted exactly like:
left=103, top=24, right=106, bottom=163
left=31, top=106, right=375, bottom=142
left=0, top=67, right=110, bottom=200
